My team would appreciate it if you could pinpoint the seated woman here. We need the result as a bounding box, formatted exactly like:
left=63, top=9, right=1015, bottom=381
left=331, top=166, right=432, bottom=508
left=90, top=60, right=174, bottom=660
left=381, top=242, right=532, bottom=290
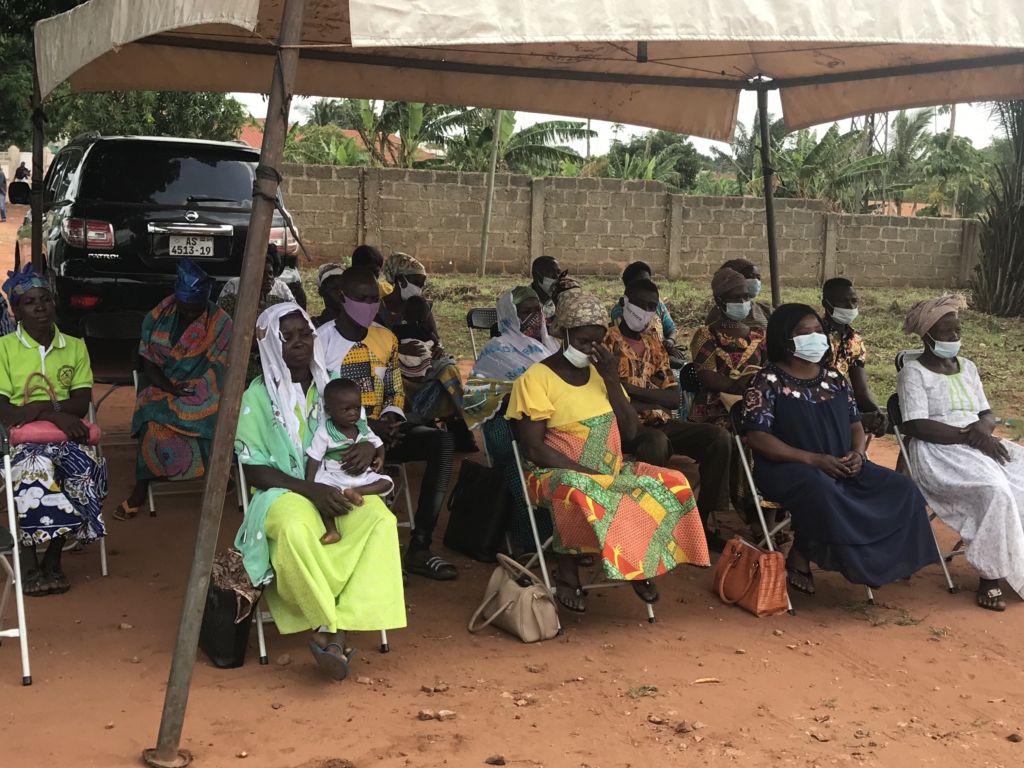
left=378, top=252, right=477, bottom=452
left=506, top=290, right=709, bottom=613
left=117, top=259, right=232, bottom=520
left=218, top=244, right=294, bottom=303
left=706, top=259, right=773, bottom=329
left=0, top=265, right=107, bottom=596
left=610, top=260, right=683, bottom=365
left=742, top=304, right=938, bottom=595
left=219, top=245, right=289, bottom=385
left=898, top=296, right=1024, bottom=611
left=235, top=303, right=405, bottom=680
left=465, top=286, right=560, bottom=550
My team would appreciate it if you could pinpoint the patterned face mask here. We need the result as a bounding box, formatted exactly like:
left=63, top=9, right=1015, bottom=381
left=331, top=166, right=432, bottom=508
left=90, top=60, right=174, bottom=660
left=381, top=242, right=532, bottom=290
left=519, top=311, right=544, bottom=339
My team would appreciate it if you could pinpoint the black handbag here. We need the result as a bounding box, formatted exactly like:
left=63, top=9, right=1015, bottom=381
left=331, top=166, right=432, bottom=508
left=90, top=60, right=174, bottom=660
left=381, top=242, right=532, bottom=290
left=199, top=583, right=255, bottom=669
left=443, top=459, right=513, bottom=562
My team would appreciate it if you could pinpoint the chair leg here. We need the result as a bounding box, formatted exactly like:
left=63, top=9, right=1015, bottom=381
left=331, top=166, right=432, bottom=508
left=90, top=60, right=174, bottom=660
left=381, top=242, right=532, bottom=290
left=380, top=629, right=389, bottom=653
left=864, top=585, right=875, bottom=605
left=735, top=435, right=794, bottom=615
left=100, top=536, right=108, bottom=577
left=4, top=457, right=31, bottom=685
left=0, top=555, right=12, bottom=641
left=255, top=600, right=268, bottom=665
left=400, top=466, right=415, bottom=530
left=646, top=602, right=656, bottom=624
left=147, top=483, right=156, bottom=517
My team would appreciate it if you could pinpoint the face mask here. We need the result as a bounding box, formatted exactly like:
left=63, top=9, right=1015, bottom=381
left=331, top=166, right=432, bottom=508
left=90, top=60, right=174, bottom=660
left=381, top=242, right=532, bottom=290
left=399, top=278, right=422, bottom=300
left=928, top=334, right=961, bottom=359
left=746, top=279, right=762, bottom=298
left=622, top=297, right=655, bottom=333
left=519, top=311, right=544, bottom=339
left=792, top=332, right=829, bottom=363
left=827, top=301, right=859, bottom=326
left=563, top=342, right=592, bottom=368
left=538, top=276, right=556, bottom=293
left=342, top=296, right=380, bottom=328
left=724, top=301, right=751, bottom=321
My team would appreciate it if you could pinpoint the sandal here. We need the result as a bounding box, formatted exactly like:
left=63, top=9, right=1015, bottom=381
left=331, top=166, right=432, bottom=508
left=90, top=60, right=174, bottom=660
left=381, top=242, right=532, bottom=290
left=554, top=577, right=587, bottom=614
left=113, top=500, right=140, bottom=521
left=47, top=567, right=70, bottom=595
left=404, top=552, right=458, bottom=581
left=787, top=567, right=815, bottom=596
left=977, top=587, right=1006, bottom=612
left=22, top=570, right=52, bottom=598
left=632, top=579, right=660, bottom=604
left=309, top=641, right=358, bottom=681
left=575, top=553, right=596, bottom=568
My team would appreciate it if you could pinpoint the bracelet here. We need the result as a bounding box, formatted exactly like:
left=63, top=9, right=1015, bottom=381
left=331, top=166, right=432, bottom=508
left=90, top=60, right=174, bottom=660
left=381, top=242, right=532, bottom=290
left=51, top=398, right=61, bottom=412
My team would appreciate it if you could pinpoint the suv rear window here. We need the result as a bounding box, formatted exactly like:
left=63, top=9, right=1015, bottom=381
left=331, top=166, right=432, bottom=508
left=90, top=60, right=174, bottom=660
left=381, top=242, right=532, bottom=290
left=78, top=142, right=257, bottom=206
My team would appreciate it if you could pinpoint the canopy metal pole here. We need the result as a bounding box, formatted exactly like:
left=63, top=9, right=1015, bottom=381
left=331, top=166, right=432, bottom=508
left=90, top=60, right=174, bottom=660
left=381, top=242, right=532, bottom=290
left=141, top=0, right=309, bottom=765
left=30, top=60, right=44, bottom=273
left=757, top=88, right=781, bottom=308
left=478, top=108, right=503, bottom=277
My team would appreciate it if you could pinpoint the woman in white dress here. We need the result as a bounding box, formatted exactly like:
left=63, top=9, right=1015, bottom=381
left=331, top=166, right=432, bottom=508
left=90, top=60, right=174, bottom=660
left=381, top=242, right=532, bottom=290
left=897, top=296, right=1024, bottom=611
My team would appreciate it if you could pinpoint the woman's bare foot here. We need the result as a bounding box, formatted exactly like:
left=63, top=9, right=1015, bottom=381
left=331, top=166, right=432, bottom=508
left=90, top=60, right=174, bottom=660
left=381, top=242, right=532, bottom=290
left=786, top=548, right=815, bottom=596
left=977, top=578, right=1006, bottom=611
left=343, top=488, right=365, bottom=506
left=312, top=629, right=348, bottom=655
left=554, top=554, right=586, bottom=613
left=320, top=530, right=342, bottom=545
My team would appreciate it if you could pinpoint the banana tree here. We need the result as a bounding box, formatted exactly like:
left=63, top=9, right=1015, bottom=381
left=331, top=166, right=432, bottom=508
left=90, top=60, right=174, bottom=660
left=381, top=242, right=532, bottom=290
left=445, top=110, right=593, bottom=174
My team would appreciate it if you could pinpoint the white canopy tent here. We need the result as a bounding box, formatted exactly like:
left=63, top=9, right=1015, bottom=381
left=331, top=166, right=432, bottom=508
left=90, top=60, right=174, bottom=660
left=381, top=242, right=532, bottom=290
left=27, top=2, right=1024, bottom=765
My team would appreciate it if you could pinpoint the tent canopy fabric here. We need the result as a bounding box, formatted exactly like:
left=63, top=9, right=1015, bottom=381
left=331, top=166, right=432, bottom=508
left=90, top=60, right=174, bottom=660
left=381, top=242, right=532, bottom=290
left=35, top=0, right=1024, bottom=142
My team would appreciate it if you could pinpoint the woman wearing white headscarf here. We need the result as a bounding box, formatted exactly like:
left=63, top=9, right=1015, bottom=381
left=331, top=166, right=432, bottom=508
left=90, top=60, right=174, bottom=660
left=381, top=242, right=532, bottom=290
left=234, top=303, right=405, bottom=680
left=898, top=296, right=1024, bottom=612
left=465, top=286, right=561, bottom=547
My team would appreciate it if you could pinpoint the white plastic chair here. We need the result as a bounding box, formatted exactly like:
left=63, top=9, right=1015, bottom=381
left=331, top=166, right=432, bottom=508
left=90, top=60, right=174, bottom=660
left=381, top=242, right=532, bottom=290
left=0, top=427, right=32, bottom=685
left=236, top=458, right=394, bottom=664
left=507, top=420, right=652, bottom=627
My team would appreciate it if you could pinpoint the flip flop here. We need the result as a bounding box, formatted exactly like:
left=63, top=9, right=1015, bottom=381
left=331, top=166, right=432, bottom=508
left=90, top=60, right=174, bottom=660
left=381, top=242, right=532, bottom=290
left=113, top=501, right=140, bottom=521
left=787, top=567, right=815, bottom=596
left=404, top=554, right=458, bottom=581
left=22, top=570, right=52, bottom=598
left=554, top=577, right=587, bottom=614
left=632, top=579, right=660, bottom=604
left=308, top=641, right=358, bottom=681
left=47, top=568, right=70, bottom=595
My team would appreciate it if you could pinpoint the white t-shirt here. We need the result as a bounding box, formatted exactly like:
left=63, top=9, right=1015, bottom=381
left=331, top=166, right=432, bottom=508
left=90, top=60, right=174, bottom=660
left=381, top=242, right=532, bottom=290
left=219, top=277, right=294, bottom=302
left=306, top=409, right=393, bottom=493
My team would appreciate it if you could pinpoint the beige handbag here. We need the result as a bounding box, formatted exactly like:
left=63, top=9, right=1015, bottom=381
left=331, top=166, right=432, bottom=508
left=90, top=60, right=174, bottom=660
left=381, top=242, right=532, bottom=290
left=468, top=554, right=560, bottom=643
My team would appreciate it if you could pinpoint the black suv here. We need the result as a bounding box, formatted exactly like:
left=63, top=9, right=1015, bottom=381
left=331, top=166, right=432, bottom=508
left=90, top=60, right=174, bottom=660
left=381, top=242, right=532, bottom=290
left=16, top=135, right=299, bottom=339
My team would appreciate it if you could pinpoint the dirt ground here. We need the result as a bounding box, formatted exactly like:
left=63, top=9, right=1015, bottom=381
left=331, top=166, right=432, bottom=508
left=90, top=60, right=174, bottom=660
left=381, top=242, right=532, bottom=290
left=3, top=210, right=1024, bottom=768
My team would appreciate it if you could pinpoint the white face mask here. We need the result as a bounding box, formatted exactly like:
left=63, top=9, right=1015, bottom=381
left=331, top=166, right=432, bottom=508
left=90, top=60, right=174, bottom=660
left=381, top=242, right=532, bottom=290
left=563, top=342, right=592, bottom=368
left=724, top=301, right=751, bottom=321
left=928, top=334, right=962, bottom=359
left=827, top=301, right=859, bottom=326
left=538, top=275, right=556, bottom=293
left=746, top=279, right=762, bottom=298
left=622, top=297, right=655, bottom=333
left=399, top=278, right=422, bottom=300
left=792, top=332, right=830, bottom=363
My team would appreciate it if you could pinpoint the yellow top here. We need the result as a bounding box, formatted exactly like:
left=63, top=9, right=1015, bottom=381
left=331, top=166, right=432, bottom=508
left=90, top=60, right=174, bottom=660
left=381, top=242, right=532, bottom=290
left=378, top=279, right=394, bottom=297
left=506, top=362, right=626, bottom=429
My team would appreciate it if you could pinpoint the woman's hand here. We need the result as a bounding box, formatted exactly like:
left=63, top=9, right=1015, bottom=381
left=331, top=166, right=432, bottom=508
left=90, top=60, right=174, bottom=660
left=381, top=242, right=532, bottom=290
left=861, top=410, right=889, bottom=437
left=590, top=344, right=619, bottom=386
left=307, top=482, right=354, bottom=518
left=42, top=411, right=90, bottom=442
left=960, top=419, right=995, bottom=449
left=729, top=374, right=755, bottom=395
left=341, top=441, right=376, bottom=474
left=979, top=436, right=1012, bottom=466
left=809, top=453, right=851, bottom=479
left=398, top=340, right=429, bottom=357
left=839, top=450, right=864, bottom=476
left=6, top=401, right=48, bottom=428
left=430, top=343, right=446, bottom=361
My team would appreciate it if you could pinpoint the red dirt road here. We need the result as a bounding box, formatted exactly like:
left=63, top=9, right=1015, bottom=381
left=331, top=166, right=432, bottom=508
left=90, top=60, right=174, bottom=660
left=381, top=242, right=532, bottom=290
left=2, top=213, right=1024, bottom=768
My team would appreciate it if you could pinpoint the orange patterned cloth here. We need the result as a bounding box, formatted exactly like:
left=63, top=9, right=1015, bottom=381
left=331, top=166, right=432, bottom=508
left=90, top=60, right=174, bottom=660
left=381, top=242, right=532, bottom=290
left=603, top=324, right=678, bottom=426
left=828, top=326, right=867, bottom=377
left=523, top=411, right=709, bottom=579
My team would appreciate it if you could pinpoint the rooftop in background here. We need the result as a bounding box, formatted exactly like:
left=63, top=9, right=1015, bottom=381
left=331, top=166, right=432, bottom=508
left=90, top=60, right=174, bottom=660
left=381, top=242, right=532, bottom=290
left=239, top=118, right=435, bottom=163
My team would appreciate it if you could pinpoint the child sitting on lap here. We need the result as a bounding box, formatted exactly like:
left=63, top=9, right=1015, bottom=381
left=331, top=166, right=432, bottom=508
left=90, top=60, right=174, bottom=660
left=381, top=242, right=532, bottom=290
left=305, top=378, right=394, bottom=545
left=393, top=295, right=441, bottom=379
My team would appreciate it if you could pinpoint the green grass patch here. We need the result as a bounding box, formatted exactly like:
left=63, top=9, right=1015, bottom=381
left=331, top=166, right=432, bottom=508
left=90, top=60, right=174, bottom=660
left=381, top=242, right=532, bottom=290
left=300, top=270, right=1024, bottom=418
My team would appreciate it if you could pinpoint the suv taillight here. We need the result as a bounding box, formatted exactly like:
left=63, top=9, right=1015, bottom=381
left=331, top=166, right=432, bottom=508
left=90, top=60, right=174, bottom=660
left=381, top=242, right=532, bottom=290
left=62, top=218, right=114, bottom=249
left=269, top=226, right=299, bottom=256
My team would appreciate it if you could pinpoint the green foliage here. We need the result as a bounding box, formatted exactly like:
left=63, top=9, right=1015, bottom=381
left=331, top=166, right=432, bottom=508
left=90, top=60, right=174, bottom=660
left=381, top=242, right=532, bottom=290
left=608, top=131, right=707, bottom=189
left=0, top=33, right=34, bottom=146
left=443, top=111, right=593, bottom=174
left=283, top=124, right=367, bottom=166
left=690, top=170, right=741, bottom=196
left=712, top=111, right=787, bottom=192
left=920, top=133, right=990, bottom=218
left=300, top=98, right=360, bottom=129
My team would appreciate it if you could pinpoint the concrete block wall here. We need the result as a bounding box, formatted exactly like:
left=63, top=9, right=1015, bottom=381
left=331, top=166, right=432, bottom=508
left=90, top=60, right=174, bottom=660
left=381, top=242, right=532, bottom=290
left=280, top=164, right=969, bottom=288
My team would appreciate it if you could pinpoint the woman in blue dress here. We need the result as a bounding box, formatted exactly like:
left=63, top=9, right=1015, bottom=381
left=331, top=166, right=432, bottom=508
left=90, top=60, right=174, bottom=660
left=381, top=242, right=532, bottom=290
left=741, top=303, right=937, bottom=595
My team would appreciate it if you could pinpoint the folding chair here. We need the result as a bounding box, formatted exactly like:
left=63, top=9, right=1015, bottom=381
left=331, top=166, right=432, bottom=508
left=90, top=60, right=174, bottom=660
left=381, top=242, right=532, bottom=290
left=507, top=420, right=654, bottom=626
left=0, top=425, right=32, bottom=685
left=728, top=402, right=796, bottom=614
left=466, top=307, right=498, bottom=359
left=382, top=463, right=415, bottom=530
left=236, top=457, right=394, bottom=663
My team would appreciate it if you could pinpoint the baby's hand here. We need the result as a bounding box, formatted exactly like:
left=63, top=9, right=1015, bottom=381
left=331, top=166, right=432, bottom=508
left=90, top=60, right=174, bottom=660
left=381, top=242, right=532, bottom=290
left=371, top=456, right=384, bottom=472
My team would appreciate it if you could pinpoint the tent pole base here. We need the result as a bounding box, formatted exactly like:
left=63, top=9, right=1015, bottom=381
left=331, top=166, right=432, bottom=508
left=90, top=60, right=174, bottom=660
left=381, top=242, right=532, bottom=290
left=142, top=748, right=192, bottom=768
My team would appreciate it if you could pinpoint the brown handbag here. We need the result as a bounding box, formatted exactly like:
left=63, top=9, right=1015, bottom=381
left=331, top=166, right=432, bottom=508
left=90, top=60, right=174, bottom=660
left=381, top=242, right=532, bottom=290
left=712, top=536, right=789, bottom=617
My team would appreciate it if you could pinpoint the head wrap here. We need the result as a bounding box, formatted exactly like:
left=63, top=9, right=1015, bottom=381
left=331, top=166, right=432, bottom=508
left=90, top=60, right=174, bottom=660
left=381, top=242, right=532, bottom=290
left=902, top=295, right=963, bottom=338
left=720, top=258, right=754, bottom=274
left=711, top=267, right=747, bottom=299
left=317, top=263, right=345, bottom=287
left=555, top=290, right=609, bottom=333
left=3, top=264, right=49, bottom=306
left=621, top=261, right=652, bottom=286
left=255, top=302, right=331, bottom=451
left=510, top=285, right=538, bottom=305
left=174, top=258, right=213, bottom=304
left=382, top=252, right=427, bottom=285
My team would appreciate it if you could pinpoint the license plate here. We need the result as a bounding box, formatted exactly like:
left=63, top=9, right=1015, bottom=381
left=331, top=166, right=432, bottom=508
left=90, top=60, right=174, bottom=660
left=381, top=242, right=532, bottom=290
left=169, top=235, right=214, bottom=257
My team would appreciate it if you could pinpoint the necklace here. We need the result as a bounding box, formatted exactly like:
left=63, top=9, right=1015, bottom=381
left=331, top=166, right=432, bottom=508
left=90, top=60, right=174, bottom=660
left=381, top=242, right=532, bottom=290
left=717, top=318, right=742, bottom=330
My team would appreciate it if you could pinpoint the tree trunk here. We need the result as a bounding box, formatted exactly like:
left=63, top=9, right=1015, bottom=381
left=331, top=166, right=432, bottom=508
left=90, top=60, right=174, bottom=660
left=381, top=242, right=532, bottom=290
left=947, top=104, right=957, bottom=150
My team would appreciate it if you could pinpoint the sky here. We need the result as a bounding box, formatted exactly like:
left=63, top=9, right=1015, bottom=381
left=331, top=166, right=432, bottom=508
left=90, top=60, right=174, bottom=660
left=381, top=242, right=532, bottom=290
left=232, top=90, right=1002, bottom=159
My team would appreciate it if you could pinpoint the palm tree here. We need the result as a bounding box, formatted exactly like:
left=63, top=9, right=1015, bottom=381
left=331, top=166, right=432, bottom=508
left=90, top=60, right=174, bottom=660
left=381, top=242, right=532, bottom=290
left=444, top=111, right=595, bottom=174
left=351, top=101, right=475, bottom=168
left=300, top=98, right=351, bottom=127
left=712, top=111, right=786, bottom=193
left=882, top=108, right=934, bottom=212
left=604, top=143, right=691, bottom=190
